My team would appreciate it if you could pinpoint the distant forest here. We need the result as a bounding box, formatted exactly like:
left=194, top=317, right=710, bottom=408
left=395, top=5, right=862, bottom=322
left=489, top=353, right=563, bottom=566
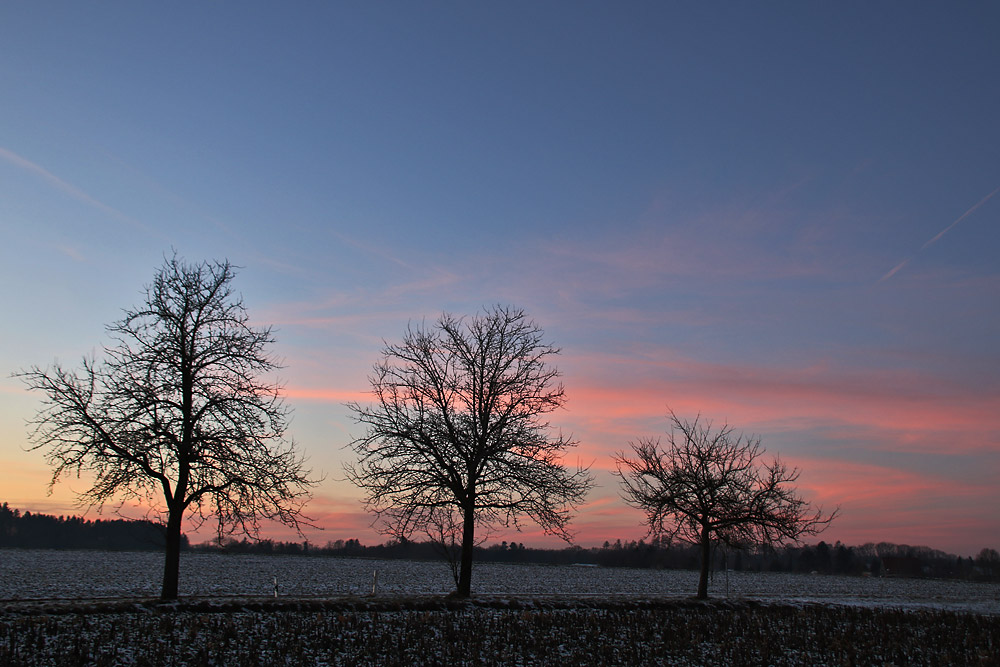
left=2, top=503, right=997, bottom=582
left=0, top=503, right=188, bottom=552
left=198, top=535, right=999, bottom=582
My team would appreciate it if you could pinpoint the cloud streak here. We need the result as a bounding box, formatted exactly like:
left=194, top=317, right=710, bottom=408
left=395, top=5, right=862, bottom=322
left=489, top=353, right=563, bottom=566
left=879, top=256, right=911, bottom=283
left=880, top=185, right=1000, bottom=282
left=0, top=146, right=154, bottom=235
left=921, top=185, right=1000, bottom=250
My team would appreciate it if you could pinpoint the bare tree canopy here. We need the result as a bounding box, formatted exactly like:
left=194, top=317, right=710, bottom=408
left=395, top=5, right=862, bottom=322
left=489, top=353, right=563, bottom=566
left=346, top=305, right=593, bottom=596
left=18, top=255, right=315, bottom=599
left=615, top=411, right=836, bottom=599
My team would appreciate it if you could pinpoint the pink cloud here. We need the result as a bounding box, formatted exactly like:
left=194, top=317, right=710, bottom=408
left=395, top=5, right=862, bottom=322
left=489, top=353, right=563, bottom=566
left=560, top=350, right=998, bottom=457
left=282, top=386, right=373, bottom=404
left=788, top=458, right=998, bottom=556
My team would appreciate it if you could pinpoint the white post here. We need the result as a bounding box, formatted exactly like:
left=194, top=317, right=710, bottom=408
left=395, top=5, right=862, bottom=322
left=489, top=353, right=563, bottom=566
left=724, top=548, right=730, bottom=598
left=372, top=569, right=379, bottom=596
left=273, top=576, right=278, bottom=598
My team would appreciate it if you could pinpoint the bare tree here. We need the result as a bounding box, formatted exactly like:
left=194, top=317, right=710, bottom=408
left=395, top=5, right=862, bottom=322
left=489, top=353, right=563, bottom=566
left=346, top=305, right=593, bottom=597
left=18, top=256, right=315, bottom=599
left=615, top=411, right=836, bottom=599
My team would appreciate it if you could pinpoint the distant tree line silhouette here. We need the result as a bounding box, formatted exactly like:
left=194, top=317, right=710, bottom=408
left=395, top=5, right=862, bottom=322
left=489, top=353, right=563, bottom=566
left=190, top=531, right=999, bottom=583
left=0, top=502, right=189, bottom=551
left=4, top=502, right=997, bottom=582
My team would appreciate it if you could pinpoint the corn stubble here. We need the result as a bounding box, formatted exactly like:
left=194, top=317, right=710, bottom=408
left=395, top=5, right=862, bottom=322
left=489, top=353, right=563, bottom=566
left=1, top=599, right=996, bottom=666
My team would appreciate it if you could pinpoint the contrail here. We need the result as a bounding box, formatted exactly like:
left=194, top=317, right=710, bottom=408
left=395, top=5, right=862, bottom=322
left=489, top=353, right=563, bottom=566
left=879, top=257, right=911, bottom=283
left=0, top=146, right=154, bottom=234
left=880, top=184, right=999, bottom=282
left=921, top=185, right=1000, bottom=250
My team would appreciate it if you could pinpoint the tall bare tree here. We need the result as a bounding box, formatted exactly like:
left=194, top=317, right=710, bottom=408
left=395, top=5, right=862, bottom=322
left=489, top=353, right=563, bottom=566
left=18, top=256, right=315, bottom=599
left=346, top=305, right=593, bottom=597
left=615, top=411, right=836, bottom=599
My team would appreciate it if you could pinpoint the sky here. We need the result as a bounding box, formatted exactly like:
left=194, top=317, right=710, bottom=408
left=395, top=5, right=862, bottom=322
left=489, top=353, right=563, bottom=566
left=1, top=3, right=998, bottom=557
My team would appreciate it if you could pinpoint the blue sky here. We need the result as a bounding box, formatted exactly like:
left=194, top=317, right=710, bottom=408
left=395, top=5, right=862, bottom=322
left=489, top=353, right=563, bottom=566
left=2, top=3, right=998, bottom=555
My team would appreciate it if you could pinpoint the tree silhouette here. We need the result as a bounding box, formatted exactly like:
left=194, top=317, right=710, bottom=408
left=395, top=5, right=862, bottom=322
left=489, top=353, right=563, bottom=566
left=346, top=305, right=593, bottom=597
left=19, top=255, right=315, bottom=599
left=615, top=411, right=836, bottom=599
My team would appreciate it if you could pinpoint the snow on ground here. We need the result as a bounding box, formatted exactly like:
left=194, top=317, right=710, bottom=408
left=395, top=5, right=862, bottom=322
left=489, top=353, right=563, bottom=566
left=0, top=549, right=997, bottom=614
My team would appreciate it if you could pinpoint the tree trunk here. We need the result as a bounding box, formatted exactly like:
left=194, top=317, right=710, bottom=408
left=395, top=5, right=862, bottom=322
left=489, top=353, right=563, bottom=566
left=456, top=503, right=476, bottom=597
left=697, top=522, right=711, bottom=599
left=161, top=506, right=184, bottom=600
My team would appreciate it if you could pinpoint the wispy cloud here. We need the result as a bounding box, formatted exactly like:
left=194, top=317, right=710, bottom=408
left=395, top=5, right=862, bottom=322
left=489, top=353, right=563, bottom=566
left=786, top=457, right=998, bottom=554
left=282, top=386, right=373, bottom=404
left=559, top=348, right=999, bottom=465
left=329, top=230, right=418, bottom=272
left=922, top=185, right=1000, bottom=249
left=57, top=245, right=87, bottom=262
left=0, top=146, right=154, bottom=235
left=879, top=256, right=911, bottom=283
left=880, top=185, right=1000, bottom=282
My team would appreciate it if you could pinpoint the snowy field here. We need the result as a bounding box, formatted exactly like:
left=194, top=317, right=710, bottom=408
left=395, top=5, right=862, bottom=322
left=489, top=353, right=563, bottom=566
left=1, top=549, right=997, bottom=614
left=2, top=550, right=999, bottom=666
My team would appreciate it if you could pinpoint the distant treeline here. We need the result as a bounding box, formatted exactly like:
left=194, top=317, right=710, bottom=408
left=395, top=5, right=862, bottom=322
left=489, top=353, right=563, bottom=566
left=0, top=503, right=189, bottom=552
left=196, top=535, right=1000, bottom=582
left=4, top=503, right=997, bottom=582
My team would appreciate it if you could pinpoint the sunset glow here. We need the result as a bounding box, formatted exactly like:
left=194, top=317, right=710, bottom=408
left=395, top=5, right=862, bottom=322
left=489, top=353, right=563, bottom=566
left=1, top=4, right=997, bottom=558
